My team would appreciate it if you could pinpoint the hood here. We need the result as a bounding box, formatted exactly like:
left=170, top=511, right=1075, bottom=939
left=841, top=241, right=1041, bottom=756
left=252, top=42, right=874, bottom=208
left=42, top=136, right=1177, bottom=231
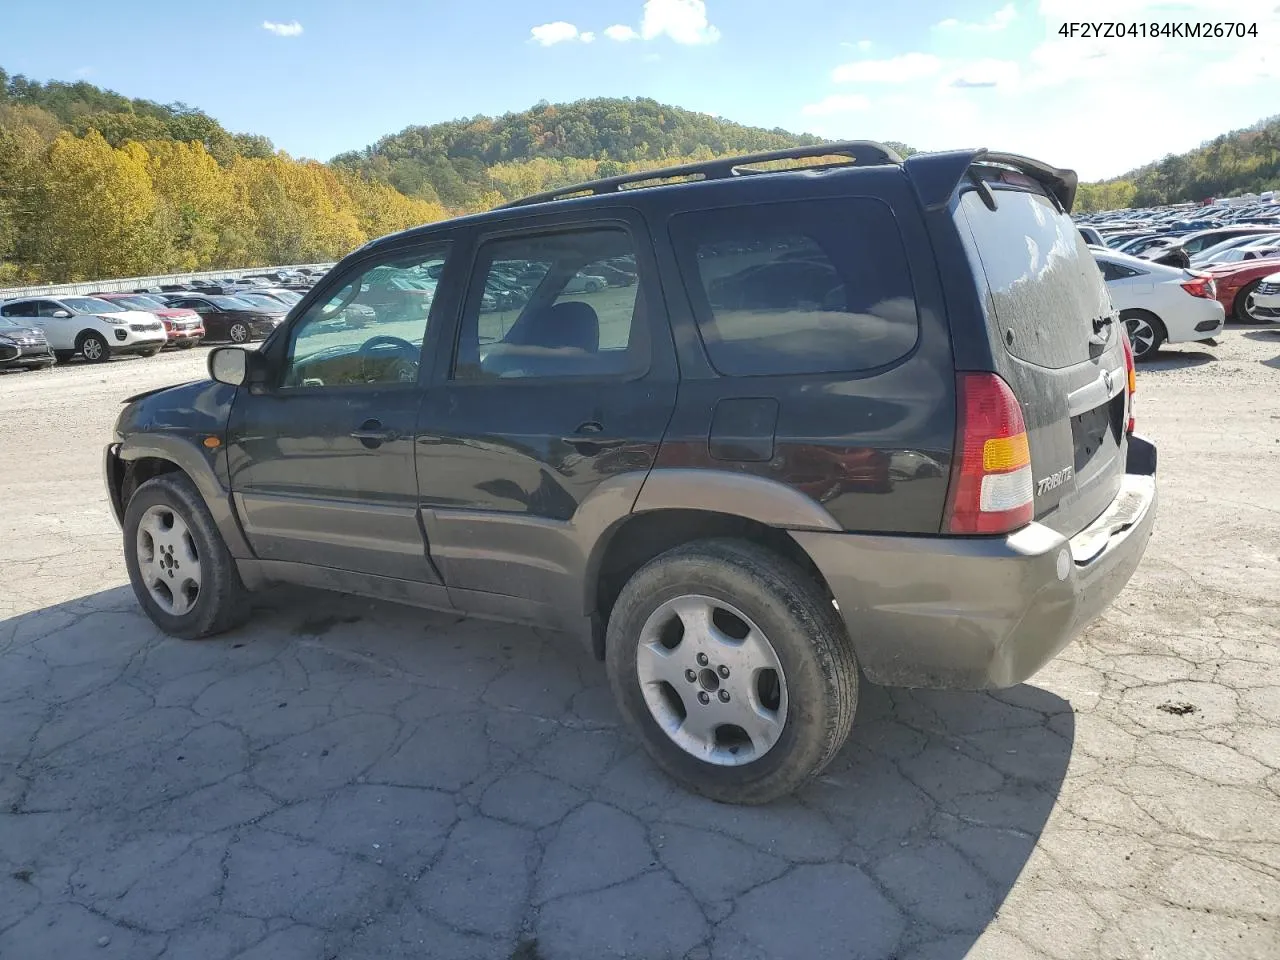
left=152, top=308, right=201, bottom=320
left=116, top=379, right=238, bottom=441
left=99, top=309, right=163, bottom=323
left=0, top=326, right=45, bottom=340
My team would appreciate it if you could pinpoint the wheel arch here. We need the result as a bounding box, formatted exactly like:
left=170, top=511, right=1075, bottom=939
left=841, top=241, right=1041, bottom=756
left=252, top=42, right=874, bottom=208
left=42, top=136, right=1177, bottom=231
left=1119, top=308, right=1166, bottom=356
left=112, top=435, right=254, bottom=559
left=585, top=471, right=843, bottom=649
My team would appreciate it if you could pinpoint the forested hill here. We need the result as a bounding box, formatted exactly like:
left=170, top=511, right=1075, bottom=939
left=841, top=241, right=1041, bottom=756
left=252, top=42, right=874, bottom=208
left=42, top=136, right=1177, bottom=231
left=330, top=98, right=830, bottom=210
left=1075, top=114, right=1280, bottom=212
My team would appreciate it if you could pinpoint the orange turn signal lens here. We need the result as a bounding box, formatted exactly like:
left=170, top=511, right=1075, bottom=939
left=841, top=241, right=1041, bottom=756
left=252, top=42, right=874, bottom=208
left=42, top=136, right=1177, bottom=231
left=202, top=436, right=222, bottom=449
left=982, top=433, right=1030, bottom=472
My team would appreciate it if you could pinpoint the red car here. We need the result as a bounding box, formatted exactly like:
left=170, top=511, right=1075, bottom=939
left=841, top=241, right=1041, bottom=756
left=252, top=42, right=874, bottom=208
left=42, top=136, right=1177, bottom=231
left=90, top=293, right=205, bottom=348
left=1203, top=257, right=1280, bottom=321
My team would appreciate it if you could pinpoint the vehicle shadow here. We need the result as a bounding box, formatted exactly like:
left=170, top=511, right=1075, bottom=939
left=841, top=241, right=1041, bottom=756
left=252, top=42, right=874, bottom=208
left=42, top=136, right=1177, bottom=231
left=1243, top=329, right=1280, bottom=342
left=0, top=586, right=1072, bottom=959
left=1142, top=349, right=1214, bottom=370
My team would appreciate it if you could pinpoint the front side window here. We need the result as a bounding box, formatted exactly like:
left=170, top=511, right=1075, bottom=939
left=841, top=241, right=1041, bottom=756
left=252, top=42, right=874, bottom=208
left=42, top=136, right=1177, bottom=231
left=282, top=245, right=449, bottom=389
left=454, top=227, right=647, bottom=381
left=671, top=200, right=919, bottom=377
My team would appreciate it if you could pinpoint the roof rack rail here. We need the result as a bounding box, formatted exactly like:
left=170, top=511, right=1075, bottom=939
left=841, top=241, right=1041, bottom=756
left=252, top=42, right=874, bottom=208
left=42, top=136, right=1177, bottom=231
left=499, top=140, right=904, bottom=209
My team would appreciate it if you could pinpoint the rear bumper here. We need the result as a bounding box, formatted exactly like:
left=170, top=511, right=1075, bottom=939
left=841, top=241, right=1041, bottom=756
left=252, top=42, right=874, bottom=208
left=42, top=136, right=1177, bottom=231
left=792, top=435, right=1158, bottom=690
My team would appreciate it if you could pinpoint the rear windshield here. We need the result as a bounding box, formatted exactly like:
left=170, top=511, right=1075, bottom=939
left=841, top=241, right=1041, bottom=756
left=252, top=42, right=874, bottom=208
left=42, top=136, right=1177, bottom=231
left=955, top=186, right=1112, bottom=369
left=671, top=199, right=919, bottom=377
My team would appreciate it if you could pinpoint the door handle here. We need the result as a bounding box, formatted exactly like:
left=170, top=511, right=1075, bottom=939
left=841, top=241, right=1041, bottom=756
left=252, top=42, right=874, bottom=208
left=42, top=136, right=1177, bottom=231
left=561, top=421, right=626, bottom=452
left=350, top=419, right=399, bottom=448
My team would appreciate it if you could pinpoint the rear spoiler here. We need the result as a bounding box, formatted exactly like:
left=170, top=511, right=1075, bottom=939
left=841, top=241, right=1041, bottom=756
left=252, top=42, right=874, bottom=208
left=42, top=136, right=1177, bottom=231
left=904, top=148, right=1079, bottom=214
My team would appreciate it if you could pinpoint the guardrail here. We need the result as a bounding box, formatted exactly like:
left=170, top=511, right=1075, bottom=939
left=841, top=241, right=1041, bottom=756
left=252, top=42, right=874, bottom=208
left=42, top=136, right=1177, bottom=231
left=0, top=263, right=338, bottom=300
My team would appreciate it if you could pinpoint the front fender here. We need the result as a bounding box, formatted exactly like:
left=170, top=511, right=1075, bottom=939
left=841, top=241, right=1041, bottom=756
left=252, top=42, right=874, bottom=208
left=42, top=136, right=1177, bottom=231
left=113, top=433, right=254, bottom=559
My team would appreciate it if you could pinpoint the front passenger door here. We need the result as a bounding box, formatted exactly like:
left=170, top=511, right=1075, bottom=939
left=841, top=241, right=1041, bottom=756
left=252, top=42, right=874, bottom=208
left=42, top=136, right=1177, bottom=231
left=226, top=242, right=453, bottom=582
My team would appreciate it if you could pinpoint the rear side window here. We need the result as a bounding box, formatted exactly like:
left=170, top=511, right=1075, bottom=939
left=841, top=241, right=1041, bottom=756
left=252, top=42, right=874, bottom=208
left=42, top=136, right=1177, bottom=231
left=671, top=199, right=919, bottom=376
left=955, top=188, right=1112, bottom=370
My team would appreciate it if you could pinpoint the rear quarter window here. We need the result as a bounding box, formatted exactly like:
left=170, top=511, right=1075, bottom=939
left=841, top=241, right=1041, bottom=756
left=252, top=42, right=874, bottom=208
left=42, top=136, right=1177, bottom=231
left=671, top=199, right=919, bottom=377
left=955, top=188, right=1112, bottom=370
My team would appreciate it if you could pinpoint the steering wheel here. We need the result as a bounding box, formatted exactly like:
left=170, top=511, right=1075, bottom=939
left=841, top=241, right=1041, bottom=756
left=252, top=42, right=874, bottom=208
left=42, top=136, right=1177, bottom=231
left=358, top=335, right=419, bottom=383
left=359, top=335, right=418, bottom=358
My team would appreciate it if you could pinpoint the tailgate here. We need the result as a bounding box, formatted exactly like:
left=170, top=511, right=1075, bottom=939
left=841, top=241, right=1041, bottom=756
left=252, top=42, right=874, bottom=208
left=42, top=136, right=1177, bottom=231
left=954, top=184, right=1128, bottom=537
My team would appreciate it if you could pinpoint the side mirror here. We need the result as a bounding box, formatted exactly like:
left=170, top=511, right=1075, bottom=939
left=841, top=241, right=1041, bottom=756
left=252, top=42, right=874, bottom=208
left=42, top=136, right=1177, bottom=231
left=51, top=310, right=72, bottom=319
left=208, top=346, right=249, bottom=386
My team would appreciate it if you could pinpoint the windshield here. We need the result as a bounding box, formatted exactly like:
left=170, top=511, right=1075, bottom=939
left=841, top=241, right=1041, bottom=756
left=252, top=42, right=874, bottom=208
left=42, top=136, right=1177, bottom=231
left=111, top=295, right=165, bottom=310
left=236, top=293, right=284, bottom=309
left=63, top=297, right=123, bottom=313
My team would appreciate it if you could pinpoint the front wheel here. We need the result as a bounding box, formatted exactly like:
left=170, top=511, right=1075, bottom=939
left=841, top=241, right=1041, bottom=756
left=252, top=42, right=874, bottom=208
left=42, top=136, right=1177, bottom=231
left=79, top=332, right=110, bottom=363
left=606, top=539, right=858, bottom=804
left=227, top=321, right=250, bottom=344
left=123, top=473, right=251, bottom=639
left=177, top=341, right=197, bottom=350
left=1121, top=311, right=1165, bottom=361
left=138, top=347, right=161, bottom=358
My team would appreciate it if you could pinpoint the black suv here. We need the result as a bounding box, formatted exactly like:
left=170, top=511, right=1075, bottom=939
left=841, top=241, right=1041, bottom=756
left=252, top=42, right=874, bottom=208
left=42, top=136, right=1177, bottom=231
left=105, top=142, right=1157, bottom=803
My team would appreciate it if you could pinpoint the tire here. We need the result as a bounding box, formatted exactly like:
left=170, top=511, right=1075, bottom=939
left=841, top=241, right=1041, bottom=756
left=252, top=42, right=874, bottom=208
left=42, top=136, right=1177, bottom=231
left=1234, top=280, right=1263, bottom=322
left=54, top=351, right=73, bottom=363
left=227, top=321, right=250, bottom=344
left=1120, top=310, right=1165, bottom=361
left=177, top=341, right=196, bottom=350
left=78, top=331, right=110, bottom=363
left=138, top=347, right=161, bottom=358
left=605, top=538, right=858, bottom=804
left=585, top=279, right=604, bottom=293
left=123, top=472, right=251, bottom=640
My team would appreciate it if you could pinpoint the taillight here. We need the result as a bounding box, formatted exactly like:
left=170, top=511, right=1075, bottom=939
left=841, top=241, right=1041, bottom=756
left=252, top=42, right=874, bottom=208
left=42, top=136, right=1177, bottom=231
left=1180, top=275, right=1217, bottom=299
left=944, top=373, right=1034, bottom=535
left=1121, top=330, right=1137, bottom=433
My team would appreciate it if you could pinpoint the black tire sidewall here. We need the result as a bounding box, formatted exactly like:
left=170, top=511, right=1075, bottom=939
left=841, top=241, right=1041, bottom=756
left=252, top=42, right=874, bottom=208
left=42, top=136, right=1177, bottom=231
left=1236, top=280, right=1261, bottom=322
left=606, top=541, right=857, bottom=803
left=122, top=474, right=246, bottom=639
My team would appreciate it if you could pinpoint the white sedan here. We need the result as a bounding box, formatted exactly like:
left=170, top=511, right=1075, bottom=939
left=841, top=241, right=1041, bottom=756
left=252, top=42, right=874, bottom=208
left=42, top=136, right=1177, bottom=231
left=1247, top=272, right=1280, bottom=323
left=1092, top=248, right=1226, bottom=360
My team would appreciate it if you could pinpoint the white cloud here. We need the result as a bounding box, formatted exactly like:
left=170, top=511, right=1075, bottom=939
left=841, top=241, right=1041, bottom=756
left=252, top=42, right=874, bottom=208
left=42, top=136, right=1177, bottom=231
left=530, top=21, right=593, bottom=45
left=802, top=94, right=872, bottom=116
left=948, top=58, right=1021, bottom=88
left=832, top=53, right=941, bottom=83
left=936, top=3, right=1016, bottom=31
left=261, top=20, right=303, bottom=37
left=605, top=24, right=641, bottom=41
left=857, top=39, right=872, bottom=50
left=640, top=0, right=721, bottom=45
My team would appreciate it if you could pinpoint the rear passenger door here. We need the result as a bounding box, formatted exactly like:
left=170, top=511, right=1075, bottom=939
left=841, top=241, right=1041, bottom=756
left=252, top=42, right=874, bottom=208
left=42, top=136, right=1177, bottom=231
left=414, top=212, right=678, bottom=622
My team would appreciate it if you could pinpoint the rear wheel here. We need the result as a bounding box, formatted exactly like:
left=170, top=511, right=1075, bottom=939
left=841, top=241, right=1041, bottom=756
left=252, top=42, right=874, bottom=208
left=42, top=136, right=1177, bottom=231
left=1235, top=280, right=1263, bottom=322
left=138, top=347, right=161, bottom=358
left=227, top=321, right=250, bottom=344
left=605, top=538, right=858, bottom=804
left=78, top=331, right=110, bottom=363
left=1120, top=310, right=1165, bottom=361
left=123, top=473, right=251, bottom=639
left=54, top=350, right=73, bottom=363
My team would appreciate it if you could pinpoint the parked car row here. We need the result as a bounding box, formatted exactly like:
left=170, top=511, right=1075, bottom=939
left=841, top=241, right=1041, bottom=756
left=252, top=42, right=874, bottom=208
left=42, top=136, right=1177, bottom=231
left=0, top=268, right=331, bottom=370
left=1079, top=201, right=1280, bottom=358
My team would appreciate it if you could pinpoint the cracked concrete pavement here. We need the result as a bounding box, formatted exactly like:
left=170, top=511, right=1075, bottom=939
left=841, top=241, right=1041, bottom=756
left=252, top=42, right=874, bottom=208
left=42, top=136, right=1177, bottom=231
left=0, top=328, right=1278, bottom=959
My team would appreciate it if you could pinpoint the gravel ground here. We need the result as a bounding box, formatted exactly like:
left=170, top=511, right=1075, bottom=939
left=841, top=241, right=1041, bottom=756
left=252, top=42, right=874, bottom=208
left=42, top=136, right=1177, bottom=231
left=0, top=329, right=1277, bottom=960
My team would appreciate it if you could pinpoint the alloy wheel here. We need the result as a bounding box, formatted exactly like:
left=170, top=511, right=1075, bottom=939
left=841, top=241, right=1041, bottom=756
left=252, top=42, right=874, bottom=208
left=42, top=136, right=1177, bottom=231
left=635, top=594, right=788, bottom=766
left=1123, top=316, right=1156, bottom=359
left=136, top=504, right=202, bottom=616
left=82, top=338, right=104, bottom=361
left=229, top=323, right=249, bottom=343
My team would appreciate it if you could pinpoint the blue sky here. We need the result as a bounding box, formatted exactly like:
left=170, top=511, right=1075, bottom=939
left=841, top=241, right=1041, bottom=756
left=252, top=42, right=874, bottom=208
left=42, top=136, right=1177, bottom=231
left=2, top=0, right=1277, bottom=179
